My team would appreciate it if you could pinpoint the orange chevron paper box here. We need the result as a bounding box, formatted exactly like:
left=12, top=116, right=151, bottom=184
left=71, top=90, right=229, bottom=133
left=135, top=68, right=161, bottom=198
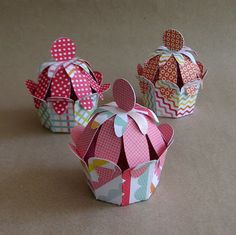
left=69, top=79, right=174, bottom=206
left=25, top=37, right=110, bottom=133
left=137, top=29, right=207, bottom=118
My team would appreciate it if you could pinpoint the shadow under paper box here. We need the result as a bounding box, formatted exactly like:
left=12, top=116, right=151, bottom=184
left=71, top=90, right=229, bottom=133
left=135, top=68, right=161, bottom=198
left=69, top=79, right=174, bottom=206
left=25, top=37, right=110, bottom=133
left=137, top=29, right=207, bottom=118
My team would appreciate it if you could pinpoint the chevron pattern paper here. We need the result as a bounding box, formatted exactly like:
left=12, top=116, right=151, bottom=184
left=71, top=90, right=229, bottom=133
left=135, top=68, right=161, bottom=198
left=138, top=76, right=201, bottom=118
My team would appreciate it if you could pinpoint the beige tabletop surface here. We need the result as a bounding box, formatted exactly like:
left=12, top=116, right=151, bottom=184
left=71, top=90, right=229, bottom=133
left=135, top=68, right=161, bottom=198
left=0, top=0, right=236, bottom=234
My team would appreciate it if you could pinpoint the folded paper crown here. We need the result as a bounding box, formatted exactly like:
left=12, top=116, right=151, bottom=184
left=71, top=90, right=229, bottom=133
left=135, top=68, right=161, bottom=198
left=25, top=37, right=110, bottom=115
left=69, top=79, right=174, bottom=206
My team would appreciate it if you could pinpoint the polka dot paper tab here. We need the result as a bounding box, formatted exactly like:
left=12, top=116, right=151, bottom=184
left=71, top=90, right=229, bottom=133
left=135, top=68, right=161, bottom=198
left=163, top=29, right=184, bottom=51
left=113, top=79, right=136, bottom=112
left=51, top=37, right=76, bottom=62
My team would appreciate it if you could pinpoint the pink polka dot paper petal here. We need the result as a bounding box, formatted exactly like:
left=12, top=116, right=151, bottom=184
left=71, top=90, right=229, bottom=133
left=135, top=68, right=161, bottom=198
left=51, top=37, right=76, bottom=62
left=25, top=80, right=37, bottom=95
left=163, top=29, right=184, bottom=51
left=50, top=68, right=71, bottom=114
left=93, top=71, right=103, bottom=84
left=113, top=79, right=136, bottom=112
left=34, top=68, right=51, bottom=108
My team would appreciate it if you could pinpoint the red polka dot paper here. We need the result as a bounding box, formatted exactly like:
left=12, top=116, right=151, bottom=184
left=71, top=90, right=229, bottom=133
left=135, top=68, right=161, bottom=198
left=51, top=37, right=76, bottom=62
left=33, top=68, right=51, bottom=108
left=25, top=80, right=37, bottom=95
left=71, top=67, right=94, bottom=110
left=163, top=29, right=184, bottom=51
left=50, top=68, right=71, bottom=114
left=93, top=71, right=103, bottom=84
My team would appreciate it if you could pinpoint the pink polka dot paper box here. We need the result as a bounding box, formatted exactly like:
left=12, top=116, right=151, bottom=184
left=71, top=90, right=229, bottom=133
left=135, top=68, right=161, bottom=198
left=137, top=29, right=207, bottom=118
left=25, top=37, right=110, bottom=133
left=69, top=79, right=174, bottom=206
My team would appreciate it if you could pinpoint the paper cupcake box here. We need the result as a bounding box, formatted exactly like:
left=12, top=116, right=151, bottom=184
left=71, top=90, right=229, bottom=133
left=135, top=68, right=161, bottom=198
left=69, top=79, right=174, bottom=206
left=137, top=29, right=207, bottom=118
left=25, top=37, right=110, bottom=133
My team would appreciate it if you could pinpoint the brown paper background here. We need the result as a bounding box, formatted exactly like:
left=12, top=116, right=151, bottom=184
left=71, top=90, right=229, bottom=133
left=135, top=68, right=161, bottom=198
left=0, top=0, right=236, bottom=234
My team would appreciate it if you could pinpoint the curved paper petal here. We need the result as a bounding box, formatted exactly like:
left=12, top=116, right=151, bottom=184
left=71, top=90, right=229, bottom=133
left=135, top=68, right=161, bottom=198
left=159, top=53, right=171, bottom=66
left=159, top=56, right=178, bottom=84
left=73, top=60, right=90, bottom=74
left=99, top=84, right=110, bottom=95
left=34, top=68, right=51, bottom=109
left=91, top=111, right=115, bottom=129
left=137, top=64, right=143, bottom=76
left=39, top=61, right=54, bottom=73
left=76, top=121, right=100, bottom=158
left=158, top=123, right=174, bottom=146
left=50, top=68, right=71, bottom=114
left=173, top=53, right=185, bottom=65
left=123, top=118, right=150, bottom=168
left=71, top=125, right=85, bottom=147
left=67, top=65, right=93, bottom=110
left=179, top=57, right=200, bottom=84
left=182, top=46, right=198, bottom=56
left=128, top=112, right=148, bottom=135
left=48, top=62, right=64, bottom=78
left=134, top=103, right=159, bottom=124
left=93, top=71, right=103, bottom=84
left=114, top=113, right=128, bottom=137
left=25, top=80, right=37, bottom=95
left=95, top=119, right=122, bottom=164
left=179, top=50, right=196, bottom=64
left=146, top=119, right=166, bottom=157
left=142, top=56, right=159, bottom=82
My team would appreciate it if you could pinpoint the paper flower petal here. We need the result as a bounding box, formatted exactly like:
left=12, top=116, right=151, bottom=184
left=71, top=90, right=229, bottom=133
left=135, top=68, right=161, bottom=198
left=134, top=103, right=159, bottom=124
left=123, top=119, right=150, bottom=168
left=47, top=62, right=64, bottom=78
left=128, top=112, right=148, bottom=135
left=50, top=68, right=71, bottom=114
left=33, top=68, right=51, bottom=109
left=147, top=120, right=166, bottom=157
left=114, top=113, right=128, bottom=137
left=173, top=53, right=185, bottom=65
left=95, top=119, right=122, bottom=164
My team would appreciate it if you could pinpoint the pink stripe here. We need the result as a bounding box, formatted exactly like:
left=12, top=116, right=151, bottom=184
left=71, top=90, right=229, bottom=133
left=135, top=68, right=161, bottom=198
left=122, top=170, right=131, bottom=206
